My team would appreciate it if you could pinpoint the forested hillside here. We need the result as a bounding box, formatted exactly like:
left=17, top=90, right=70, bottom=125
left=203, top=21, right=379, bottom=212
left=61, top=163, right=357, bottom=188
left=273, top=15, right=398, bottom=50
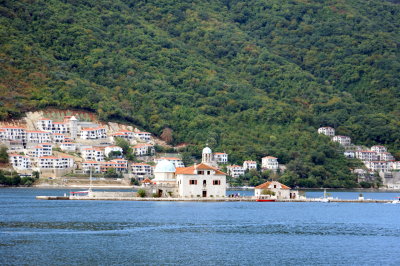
left=1, top=0, right=399, bottom=187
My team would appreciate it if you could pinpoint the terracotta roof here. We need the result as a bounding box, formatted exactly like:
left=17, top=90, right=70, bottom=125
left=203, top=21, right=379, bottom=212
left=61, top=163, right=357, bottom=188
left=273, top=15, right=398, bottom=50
left=133, top=143, right=153, bottom=148
left=1, top=126, right=26, bottom=129
left=83, top=161, right=100, bottom=164
left=255, top=181, right=291, bottom=190
left=263, top=156, right=277, bottom=159
left=39, top=156, right=58, bottom=159
left=214, top=152, right=227, bottom=155
left=53, top=133, right=64, bottom=136
left=39, top=118, right=51, bottom=120
left=142, top=178, right=152, bottom=183
left=81, top=127, right=105, bottom=131
left=228, top=165, right=243, bottom=168
left=132, top=163, right=151, bottom=166
left=117, top=129, right=132, bottom=133
left=26, top=130, right=49, bottom=133
left=52, top=122, right=66, bottom=124
left=175, top=163, right=226, bottom=175
left=244, top=160, right=256, bottom=163
left=112, top=133, right=126, bottom=136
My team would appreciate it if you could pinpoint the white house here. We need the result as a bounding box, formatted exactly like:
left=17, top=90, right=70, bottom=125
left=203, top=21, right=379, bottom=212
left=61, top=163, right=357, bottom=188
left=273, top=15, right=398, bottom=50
left=364, top=161, right=392, bottom=173
left=104, top=145, right=123, bottom=157
left=227, top=165, right=245, bottom=178
left=28, top=143, right=53, bottom=157
left=371, top=145, right=387, bottom=153
left=60, top=142, right=76, bottom=152
left=318, top=127, right=335, bottom=137
left=355, top=151, right=378, bottom=161
left=243, top=160, right=257, bottom=171
left=9, top=154, right=31, bottom=170
left=82, top=161, right=101, bottom=173
left=51, top=122, right=69, bottom=134
left=100, top=159, right=128, bottom=173
left=344, top=151, right=355, bottom=158
left=80, top=127, right=107, bottom=140
left=134, top=129, right=151, bottom=142
left=81, top=147, right=105, bottom=161
left=378, top=152, right=395, bottom=162
left=332, top=135, right=351, bottom=146
left=132, top=143, right=155, bottom=156
left=38, top=156, right=74, bottom=169
left=254, top=181, right=299, bottom=199
left=26, top=130, right=52, bottom=143
left=154, top=157, right=184, bottom=168
left=262, top=156, right=279, bottom=171
left=214, top=152, right=228, bottom=164
left=0, top=126, right=26, bottom=141
left=52, top=133, right=66, bottom=143
left=131, top=163, right=154, bottom=179
left=392, top=162, right=400, bottom=170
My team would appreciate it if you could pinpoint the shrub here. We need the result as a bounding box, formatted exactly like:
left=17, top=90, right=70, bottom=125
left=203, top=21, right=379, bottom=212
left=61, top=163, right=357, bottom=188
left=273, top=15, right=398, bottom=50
left=137, top=189, right=146, bottom=197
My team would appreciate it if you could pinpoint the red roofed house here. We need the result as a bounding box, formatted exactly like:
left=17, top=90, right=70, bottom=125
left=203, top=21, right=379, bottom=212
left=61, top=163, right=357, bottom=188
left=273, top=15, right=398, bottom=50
left=132, top=143, right=155, bottom=156
left=0, top=126, right=26, bottom=141
left=82, top=147, right=105, bottom=161
left=255, top=181, right=299, bottom=199
left=261, top=156, right=279, bottom=171
left=26, top=130, right=52, bottom=143
left=9, top=154, right=31, bottom=170
left=243, top=160, right=257, bottom=171
left=227, top=165, right=245, bottom=178
left=214, top=152, right=228, bottom=163
left=80, top=127, right=107, bottom=140
left=38, top=156, right=74, bottom=169
left=131, top=163, right=154, bottom=179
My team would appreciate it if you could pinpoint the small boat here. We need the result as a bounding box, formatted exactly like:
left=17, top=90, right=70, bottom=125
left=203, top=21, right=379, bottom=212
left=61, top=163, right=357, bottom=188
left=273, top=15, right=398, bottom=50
left=390, top=197, right=400, bottom=204
left=256, top=199, right=276, bottom=202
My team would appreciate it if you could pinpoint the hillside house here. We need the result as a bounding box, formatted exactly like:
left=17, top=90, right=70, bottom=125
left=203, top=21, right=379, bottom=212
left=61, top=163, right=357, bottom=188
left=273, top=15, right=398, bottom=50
left=131, top=163, right=154, bottom=179
left=364, top=161, right=392, bottom=173
left=26, top=131, right=52, bottom=143
left=227, top=165, right=245, bottom=178
left=243, top=160, right=257, bottom=171
left=60, top=142, right=76, bottom=152
left=261, top=156, right=279, bottom=171
left=38, top=156, right=74, bottom=169
left=80, top=127, right=107, bottom=140
left=214, top=152, right=228, bottom=164
left=371, top=145, right=387, bottom=153
left=318, top=127, right=335, bottom=137
left=132, top=143, right=155, bottom=156
left=52, top=133, right=66, bottom=143
left=0, top=126, right=26, bottom=141
left=332, top=135, right=351, bottom=146
left=355, top=151, right=378, bottom=161
left=155, top=157, right=185, bottom=168
left=9, top=154, right=32, bottom=170
left=104, top=145, right=123, bottom=157
left=134, top=129, right=151, bottom=142
left=28, top=143, right=53, bottom=158
left=81, top=147, right=105, bottom=161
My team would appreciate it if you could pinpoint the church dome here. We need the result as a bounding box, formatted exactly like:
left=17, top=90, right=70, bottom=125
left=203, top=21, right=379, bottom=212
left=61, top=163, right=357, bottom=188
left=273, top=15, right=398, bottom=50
left=202, top=147, right=212, bottom=154
left=154, top=160, right=176, bottom=173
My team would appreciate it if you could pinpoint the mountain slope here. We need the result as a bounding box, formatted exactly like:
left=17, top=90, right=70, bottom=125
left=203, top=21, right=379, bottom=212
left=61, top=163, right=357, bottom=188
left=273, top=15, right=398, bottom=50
left=1, top=0, right=399, bottom=187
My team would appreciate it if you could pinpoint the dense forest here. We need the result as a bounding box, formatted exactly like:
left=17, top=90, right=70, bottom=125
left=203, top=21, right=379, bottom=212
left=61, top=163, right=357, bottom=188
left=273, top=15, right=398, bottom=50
left=1, top=0, right=399, bottom=187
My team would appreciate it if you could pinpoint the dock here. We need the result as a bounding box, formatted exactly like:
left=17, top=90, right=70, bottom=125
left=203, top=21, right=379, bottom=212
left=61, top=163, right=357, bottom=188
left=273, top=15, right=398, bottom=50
left=35, top=195, right=394, bottom=203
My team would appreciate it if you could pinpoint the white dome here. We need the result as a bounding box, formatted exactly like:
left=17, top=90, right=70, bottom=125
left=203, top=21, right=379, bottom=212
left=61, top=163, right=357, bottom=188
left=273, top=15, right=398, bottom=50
left=202, top=147, right=212, bottom=154
left=154, top=160, right=176, bottom=173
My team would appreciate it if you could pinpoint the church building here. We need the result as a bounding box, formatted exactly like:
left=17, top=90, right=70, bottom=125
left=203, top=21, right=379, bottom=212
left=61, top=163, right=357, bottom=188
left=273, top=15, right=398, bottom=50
left=149, top=147, right=227, bottom=198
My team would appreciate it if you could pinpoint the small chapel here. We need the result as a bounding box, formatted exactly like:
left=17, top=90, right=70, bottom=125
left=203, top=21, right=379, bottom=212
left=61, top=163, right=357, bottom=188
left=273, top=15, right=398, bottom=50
left=148, top=147, right=227, bottom=198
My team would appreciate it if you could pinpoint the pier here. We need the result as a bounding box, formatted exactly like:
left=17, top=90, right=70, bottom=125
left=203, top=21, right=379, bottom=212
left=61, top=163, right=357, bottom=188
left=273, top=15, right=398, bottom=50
left=36, top=195, right=394, bottom=203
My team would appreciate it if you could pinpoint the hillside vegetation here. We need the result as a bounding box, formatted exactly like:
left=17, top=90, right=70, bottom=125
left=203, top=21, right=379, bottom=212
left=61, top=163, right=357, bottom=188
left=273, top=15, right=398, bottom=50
left=1, top=0, right=399, bottom=188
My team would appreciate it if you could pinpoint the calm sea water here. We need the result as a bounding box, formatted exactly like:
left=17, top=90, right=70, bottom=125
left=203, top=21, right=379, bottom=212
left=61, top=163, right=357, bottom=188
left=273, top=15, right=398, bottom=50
left=1, top=188, right=400, bottom=265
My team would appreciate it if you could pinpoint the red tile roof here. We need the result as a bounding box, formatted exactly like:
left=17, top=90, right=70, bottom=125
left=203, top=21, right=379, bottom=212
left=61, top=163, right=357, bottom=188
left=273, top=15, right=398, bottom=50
left=255, top=181, right=291, bottom=190
left=175, top=163, right=226, bottom=175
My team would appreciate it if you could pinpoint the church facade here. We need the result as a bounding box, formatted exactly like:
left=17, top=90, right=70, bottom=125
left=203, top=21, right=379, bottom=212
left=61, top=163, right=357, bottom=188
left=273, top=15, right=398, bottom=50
left=148, top=147, right=227, bottom=198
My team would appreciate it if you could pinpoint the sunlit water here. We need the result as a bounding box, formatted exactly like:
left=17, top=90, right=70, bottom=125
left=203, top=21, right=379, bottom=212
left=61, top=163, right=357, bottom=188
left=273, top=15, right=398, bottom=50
left=1, top=188, right=400, bottom=265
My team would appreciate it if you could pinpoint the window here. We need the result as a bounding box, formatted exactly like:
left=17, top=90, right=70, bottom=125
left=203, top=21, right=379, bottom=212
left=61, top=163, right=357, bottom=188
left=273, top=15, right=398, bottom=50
left=213, top=180, right=220, bottom=185
left=189, top=180, right=197, bottom=185
left=198, top=171, right=204, bottom=175
left=207, top=171, right=211, bottom=175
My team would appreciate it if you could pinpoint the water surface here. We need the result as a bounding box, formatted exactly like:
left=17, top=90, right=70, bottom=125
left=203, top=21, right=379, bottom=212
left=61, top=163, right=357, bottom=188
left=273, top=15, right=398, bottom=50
left=1, top=188, right=400, bottom=265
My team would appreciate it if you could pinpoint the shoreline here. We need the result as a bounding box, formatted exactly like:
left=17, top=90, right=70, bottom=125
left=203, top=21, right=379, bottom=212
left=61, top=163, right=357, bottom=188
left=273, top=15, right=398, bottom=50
left=1, top=184, right=399, bottom=192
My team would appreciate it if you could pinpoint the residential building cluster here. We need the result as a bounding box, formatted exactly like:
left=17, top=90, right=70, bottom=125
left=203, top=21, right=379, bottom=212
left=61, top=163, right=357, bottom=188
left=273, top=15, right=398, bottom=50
left=318, top=126, right=400, bottom=188
left=1, top=115, right=154, bottom=176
